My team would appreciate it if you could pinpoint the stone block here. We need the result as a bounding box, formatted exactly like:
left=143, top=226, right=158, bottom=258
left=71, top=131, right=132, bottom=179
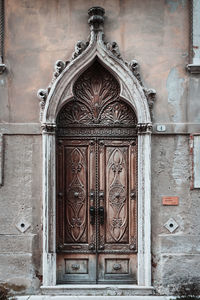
left=160, top=235, right=200, bottom=254
left=0, top=235, right=33, bottom=253
left=160, top=254, right=200, bottom=293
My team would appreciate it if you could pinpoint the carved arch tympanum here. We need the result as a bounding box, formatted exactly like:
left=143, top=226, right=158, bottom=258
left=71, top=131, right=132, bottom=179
left=39, top=6, right=153, bottom=290
left=57, top=60, right=137, bottom=130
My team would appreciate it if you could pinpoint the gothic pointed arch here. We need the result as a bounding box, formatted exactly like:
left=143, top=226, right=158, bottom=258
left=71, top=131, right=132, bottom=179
left=56, top=60, right=137, bottom=132
left=38, top=7, right=155, bottom=291
left=37, top=7, right=155, bottom=129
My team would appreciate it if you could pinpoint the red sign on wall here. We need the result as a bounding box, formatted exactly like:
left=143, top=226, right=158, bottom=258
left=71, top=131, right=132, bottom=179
left=162, top=196, right=179, bottom=206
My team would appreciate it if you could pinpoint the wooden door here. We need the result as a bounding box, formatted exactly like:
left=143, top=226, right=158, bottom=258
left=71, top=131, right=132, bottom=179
left=97, top=139, right=137, bottom=283
left=56, top=138, right=97, bottom=283
left=56, top=137, right=137, bottom=284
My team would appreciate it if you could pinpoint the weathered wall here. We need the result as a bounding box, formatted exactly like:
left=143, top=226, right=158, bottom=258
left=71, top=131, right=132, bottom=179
left=151, top=135, right=200, bottom=294
left=0, top=0, right=200, bottom=296
left=0, top=135, right=42, bottom=293
left=1, top=0, right=189, bottom=124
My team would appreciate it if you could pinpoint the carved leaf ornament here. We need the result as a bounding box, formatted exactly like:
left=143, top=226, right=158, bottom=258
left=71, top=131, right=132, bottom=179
left=66, top=147, right=87, bottom=242
left=57, top=61, right=137, bottom=127
left=108, top=148, right=127, bottom=242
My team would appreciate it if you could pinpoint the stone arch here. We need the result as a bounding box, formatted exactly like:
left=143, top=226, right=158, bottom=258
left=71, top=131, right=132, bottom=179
left=38, top=7, right=155, bottom=293
left=41, top=37, right=151, bottom=126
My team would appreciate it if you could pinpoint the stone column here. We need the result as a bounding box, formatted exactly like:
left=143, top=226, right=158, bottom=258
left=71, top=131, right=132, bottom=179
left=137, top=124, right=152, bottom=286
left=42, top=123, right=57, bottom=286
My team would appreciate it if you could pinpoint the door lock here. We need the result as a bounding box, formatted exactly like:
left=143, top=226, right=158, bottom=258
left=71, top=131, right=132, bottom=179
left=89, top=206, right=95, bottom=225
left=99, top=206, right=104, bottom=225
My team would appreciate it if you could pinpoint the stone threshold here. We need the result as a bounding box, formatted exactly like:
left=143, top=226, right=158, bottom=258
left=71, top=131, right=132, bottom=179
left=16, top=297, right=175, bottom=300
left=40, top=285, right=155, bottom=296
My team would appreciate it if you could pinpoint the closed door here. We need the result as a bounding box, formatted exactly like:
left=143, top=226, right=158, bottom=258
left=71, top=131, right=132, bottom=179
left=56, top=137, right=137, bottom=284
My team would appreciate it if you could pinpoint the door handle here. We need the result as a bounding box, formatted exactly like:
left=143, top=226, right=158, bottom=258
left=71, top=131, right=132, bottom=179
left=99, top=206, right=104, bottom=225
left=89, top=206, right=95, bottom=225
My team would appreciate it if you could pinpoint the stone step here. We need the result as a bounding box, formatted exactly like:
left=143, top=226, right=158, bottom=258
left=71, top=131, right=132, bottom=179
left=16, top=297, right=175, bottom=300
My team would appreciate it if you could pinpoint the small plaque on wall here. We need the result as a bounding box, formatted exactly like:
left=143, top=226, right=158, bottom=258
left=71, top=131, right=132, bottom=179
left=162, top=196, right=179, bottom=206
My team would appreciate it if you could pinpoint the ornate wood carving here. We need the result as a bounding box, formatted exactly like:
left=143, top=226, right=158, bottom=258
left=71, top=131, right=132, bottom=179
left=57, top=61, right=137, bottom=130
left=66, top=147, right=87, bottom=242
left=108, top=148, right=128, bottom=242
left=57, top=100, right=137, bottom=127
left=73, top=61, right=120, bottom=122
left=57, top=139, right=96, bottom=252
left=57, top=102, right=93, bottom=126
left=56, top=61, right=138, bottom=283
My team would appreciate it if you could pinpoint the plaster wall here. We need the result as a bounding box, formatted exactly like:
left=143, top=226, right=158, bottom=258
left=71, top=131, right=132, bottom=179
left=0, top=135, right=42, bottom=293
left=1, top=0, right=190, bottom=124
left=0, top=0, right=200, bottom=296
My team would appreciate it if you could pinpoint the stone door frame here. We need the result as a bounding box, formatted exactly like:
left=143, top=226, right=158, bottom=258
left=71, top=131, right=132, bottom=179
left=38, top=8, right=154, bottom=291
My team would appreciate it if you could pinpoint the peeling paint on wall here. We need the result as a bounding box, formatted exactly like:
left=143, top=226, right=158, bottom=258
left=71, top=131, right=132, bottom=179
left=166, top=67, right=184, bottom=122
left=172, top=136, right=189, bottom=189
left=165, top=0, right=186, bottom=13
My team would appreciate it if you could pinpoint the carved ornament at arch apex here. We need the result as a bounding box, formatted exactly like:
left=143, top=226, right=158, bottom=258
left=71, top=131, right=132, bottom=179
left=37, top=6, right=156, bottom=131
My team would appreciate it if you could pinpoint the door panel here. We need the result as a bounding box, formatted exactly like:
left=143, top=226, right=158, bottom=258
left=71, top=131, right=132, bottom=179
left=56, top=138, right=137, bottom=284
left=98, top=140, right=137, bottom=252
left=57, top=253, right=96, bottom=284
left=98, top=254, right=137, bottom=283
left=56, top=139, right=96, bottom=252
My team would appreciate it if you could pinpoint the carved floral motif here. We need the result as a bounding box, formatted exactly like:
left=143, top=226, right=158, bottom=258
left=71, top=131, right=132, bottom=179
left=57, top=102, right=93, bottom=126
left=73, top=61, right=120, bottom=119
left=57, top=61, right=137, bottom=127
left=100, top=102, right=137, bottom=125
left=66, top=148, right=87, bottom=242
left=108, top=148, right=127, bottom=242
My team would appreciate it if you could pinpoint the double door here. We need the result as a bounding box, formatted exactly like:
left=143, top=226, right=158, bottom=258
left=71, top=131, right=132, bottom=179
left=56, top=137, right=137, bottom=284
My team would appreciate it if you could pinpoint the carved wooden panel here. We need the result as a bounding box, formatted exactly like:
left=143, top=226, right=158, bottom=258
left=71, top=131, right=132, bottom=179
left=56, top=139, right=96, bottom=252
left=65, top=146, right=87, bottom=243
left=98, top=140, right=137, bottom=253
left=57, top=138, right=137, bottom=283
left=56, top=61, right=137, bottom=129
left=57, top=100, right=137, bottom=127
left=73, top=61, right=120, bottom=120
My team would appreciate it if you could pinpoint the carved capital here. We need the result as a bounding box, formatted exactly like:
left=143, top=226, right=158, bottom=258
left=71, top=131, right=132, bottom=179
left=137, top=123, right=152, bottom=134
left=41, top=123, right=56, bottom=134
left=88, top=6, right=105, bottom=32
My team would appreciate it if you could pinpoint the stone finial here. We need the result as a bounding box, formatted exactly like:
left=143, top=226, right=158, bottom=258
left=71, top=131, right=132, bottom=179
left=88, top=7, right=105, bottom=32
